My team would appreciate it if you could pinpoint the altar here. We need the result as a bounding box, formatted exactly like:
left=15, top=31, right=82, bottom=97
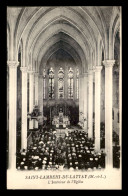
left=52, top=112, right=70, bottom=128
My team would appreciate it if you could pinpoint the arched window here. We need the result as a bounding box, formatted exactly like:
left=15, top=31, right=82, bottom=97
left=68, top=67, right=73, bottom=99
left=58, top=68, right=64, bottom=99
left=76, top=68, right=79, bottom=99
left=43, top=69, right=46, bottom=99
left=48, top=67, right=54, bottom=99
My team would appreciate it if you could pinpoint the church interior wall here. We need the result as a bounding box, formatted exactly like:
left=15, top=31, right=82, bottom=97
left=99, top=62, right=119, bottom=134
left=15, top=54, right=119, bottom=133
left=7, top=7, right=121, bottom=173
left=41, top=49, right=79, bottom=125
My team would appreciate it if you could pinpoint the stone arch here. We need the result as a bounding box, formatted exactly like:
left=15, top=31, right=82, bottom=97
left=109, top=8, right=120, bottom=59
left=34, top=30, right=87, bottom=62
left=7, top=22, right=10, bottom=60
left=36, top=34, right=86, bottom=72
left=16, top=8, right=99, bottom=69
left=29, top=26, right=90, bottom=72
left=29, top=21, right=92, bottom=59
left=24, top=7, right=97, bottom=51
left=39, top=42, right=82, bottom=74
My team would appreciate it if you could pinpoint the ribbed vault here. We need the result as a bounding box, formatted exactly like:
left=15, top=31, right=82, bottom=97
left=7, top=6, right=120, bottom=67
left=36, top=32, right=86, bottom=73
left=27, top=18, right=93, bottom=69
left=39, top=41, right=82, bottom=74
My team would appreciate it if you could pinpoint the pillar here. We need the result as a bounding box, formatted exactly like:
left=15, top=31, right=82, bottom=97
left=88, top=70, right=93, bottom=138
left=81, top=75, right=84, bottom=127
left=8, top=61, right=19, bottom=170
left=54, top=67, right=58, bottom=99
left=64, top=67, right=68, bottom=100
left=45, top=70, right=48, bottom=100
left=103, top=60, right=115, bottom=168
left=94, top=66, right=102, bottom=152
left=79, top=75, right=82, bottom=123
left=83, top=73, right=88, bottom=130
left=34, top=72, right=39, bottom=105
left=20, top=67, right=28, bottom=150
left=74, top=67, right=77, bottom=99
left=34, top=72, right=39, bottom=129
left=29, top=71, right=34, bottom=129
left=38, top=74, right=43, bottom=115
left=81, top=75, right=84, bottom=113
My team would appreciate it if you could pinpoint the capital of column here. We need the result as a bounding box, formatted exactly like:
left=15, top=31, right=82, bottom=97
left=92, top=66, right=96, bottom=72
left=95, top=65, right=103, bottom=72
left=103, top=60, right=115, bottom=68
left=28, top=70, right=35, bottom=75
left=20, top=66, right=27, bottom=73
left=7, top=61, right=19, bottom=68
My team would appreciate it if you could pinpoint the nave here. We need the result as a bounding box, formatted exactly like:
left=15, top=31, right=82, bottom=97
left=7, top=7, right=121, bottom=172
left=16, top=126, right=119, bottom=171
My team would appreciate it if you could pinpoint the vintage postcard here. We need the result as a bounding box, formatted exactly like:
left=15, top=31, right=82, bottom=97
left=7, top=6, right=122, bottom=189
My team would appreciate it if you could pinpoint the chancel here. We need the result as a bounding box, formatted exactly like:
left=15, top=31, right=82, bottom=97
left=7, top=6, right=121, bottom=171
left=52, top=107, right=70, bottom=128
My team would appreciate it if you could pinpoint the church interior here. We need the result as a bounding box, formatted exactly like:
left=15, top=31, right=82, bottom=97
left=7, top=6, right=121, bottom=171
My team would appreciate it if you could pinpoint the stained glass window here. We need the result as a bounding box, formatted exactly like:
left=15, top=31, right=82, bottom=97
left=48, top=67, right=54, bottom=99
left=58, top=68, right=64, bottom=99
left=76, top=68, right=79, bottom=99
left=68, top=67, right=73, bottom=99
left=43, top=69, right=46, bottom=99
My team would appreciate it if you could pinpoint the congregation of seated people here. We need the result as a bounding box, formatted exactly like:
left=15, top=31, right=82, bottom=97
left=16, top=129, right=106, bottom=171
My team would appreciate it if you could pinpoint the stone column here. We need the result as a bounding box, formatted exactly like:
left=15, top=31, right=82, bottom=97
left=103, top=60, right=115, bottom=169
left=81, top=74, right=84, bottom=111
left=8, top=61, right=19, bottom=170
left=29, top=71, right=34, bottom=129
left=34, top=72, right=39, bottom=128
left=119, top=61, right=121, bottom=148
left=81, top=74, right=84, bottom=127
left=74, top=68, right=77, bottom=99
left=83, top=73, right=88, bottom=130
left=54, top=67, right=58, bottom=99
left=79, top=75, right=82, bottom=123
left=88, top=70, right=93, bottom=138
left=64, top=67, right=68, bottom=100
left=38, top=74, right=43, bottom=115
left=94, top=66, right=102, bottom=152
left=7, top=66, right=9, bottom=133
left=34, top=72, right=39, bottom=105
left=20, top=67, right=28, bottom=150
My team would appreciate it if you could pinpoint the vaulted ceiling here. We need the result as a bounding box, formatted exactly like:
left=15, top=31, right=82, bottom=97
left=7, top=6, right=120, bottom=73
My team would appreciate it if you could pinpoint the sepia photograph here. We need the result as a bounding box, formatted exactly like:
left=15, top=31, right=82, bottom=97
left=7, top=6, right=122, bottom=189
